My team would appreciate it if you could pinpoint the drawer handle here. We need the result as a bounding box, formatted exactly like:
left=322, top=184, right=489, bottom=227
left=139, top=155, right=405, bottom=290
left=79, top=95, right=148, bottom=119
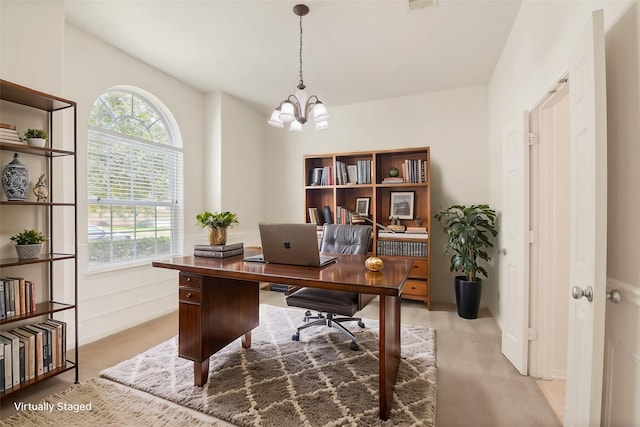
left=187, top=292, right=193, bottom=299
left=186, top=277, right=192, bottom=282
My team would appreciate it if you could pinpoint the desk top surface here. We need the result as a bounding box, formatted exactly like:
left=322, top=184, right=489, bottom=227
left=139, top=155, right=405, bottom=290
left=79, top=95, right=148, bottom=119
left=153, top=249, right=413, bottom=297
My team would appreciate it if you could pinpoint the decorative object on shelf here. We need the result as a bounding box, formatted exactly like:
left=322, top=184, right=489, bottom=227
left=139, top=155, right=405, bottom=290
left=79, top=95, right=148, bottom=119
left=23, top=128, right=48, bottom=147
left=2, top=152, right=29, bottom=201
left=10, top=228, right=48, bottom=260
left=365, top=256, right=384, bottom=272
left=33, top=173, right=49, bottom=202
left=355, top=197, right=370, bottom=217
left=388, top=167, right=400, bottom=177
left=196, top=211, right=239, bottom=246
left=267, top=4, right=329, bottom=131
left=435, top=204, right=498, bottom=319
left=414, top=217, right=423, bottom=226
left=390, top=191, right=415, bottom=220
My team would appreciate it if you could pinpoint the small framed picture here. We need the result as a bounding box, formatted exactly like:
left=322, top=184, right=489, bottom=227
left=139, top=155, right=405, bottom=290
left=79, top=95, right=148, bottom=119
left=390, top=191, right=414, bottom=220
left=355, top=197, right=370, bottom=217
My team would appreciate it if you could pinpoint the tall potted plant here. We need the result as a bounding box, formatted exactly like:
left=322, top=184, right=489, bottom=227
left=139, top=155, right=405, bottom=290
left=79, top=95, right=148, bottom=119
left=196, top=211, right=239, bottom=245
left=435, top=204, right=498, bottom=319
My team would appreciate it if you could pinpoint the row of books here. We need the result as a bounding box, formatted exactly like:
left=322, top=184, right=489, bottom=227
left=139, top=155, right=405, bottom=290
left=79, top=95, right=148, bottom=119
left=401, top=159, right=428, bottom=184
left=0, top=319, right=67, bottom=393
left=193, top=242, right=244, bottom=258
left=1, top=277, right=37, bottom=320
left=378, top=230, right=429, bottom=239
left=377, top=240, right=428, bottom=257
left=308, top=206, right=332, bottom=225
left=0, top=123, right=22, bottom=145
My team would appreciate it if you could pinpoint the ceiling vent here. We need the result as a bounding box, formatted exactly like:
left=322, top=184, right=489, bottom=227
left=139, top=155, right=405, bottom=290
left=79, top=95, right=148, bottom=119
left=408, top=0, right=437, bottom=11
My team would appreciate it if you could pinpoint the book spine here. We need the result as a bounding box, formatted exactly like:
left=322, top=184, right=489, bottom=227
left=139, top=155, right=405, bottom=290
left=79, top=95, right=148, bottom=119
left=322, top=206, right=332, bottom=225
left=194, top=248, right=244, bottom=258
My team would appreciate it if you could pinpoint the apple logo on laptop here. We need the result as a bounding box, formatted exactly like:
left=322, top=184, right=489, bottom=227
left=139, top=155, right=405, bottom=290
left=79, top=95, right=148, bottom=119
left=284, top=240, right=291, bottom=249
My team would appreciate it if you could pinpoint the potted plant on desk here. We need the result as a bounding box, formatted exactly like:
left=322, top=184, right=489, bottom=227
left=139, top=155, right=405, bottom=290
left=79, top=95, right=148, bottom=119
left=10, top=228, right=48, bottom=260
left=435, top=204, right=498, bottom=319
left=196, top=211, right=239, bottom=245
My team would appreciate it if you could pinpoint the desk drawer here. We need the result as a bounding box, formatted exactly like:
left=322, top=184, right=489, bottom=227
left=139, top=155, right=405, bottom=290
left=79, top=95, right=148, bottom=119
left=404, top=279, right=427, bottom=297
left=409, top=260, right=428, bottom=279
left=179, top=288, right=201, bottom=303
left=179, top=273, right=202, bottom=289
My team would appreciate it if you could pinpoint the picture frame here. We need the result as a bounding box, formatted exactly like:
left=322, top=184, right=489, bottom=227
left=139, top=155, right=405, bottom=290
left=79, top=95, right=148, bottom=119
left=390, top=191, right=415, bottom=220
left=355, top=197, right=371, bottom=217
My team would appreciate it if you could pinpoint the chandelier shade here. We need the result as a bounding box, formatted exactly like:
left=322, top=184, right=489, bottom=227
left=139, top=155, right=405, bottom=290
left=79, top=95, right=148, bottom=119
left=268, top=4, right=329, bottom=131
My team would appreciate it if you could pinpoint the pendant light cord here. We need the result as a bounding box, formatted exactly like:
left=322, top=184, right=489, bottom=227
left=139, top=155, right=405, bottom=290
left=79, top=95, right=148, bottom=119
left=299, top=14, right=304, bottom=87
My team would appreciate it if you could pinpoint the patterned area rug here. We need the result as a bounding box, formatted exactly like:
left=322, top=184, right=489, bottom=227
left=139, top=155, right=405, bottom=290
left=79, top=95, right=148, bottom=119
left=101, top=304, right=437, bottom=426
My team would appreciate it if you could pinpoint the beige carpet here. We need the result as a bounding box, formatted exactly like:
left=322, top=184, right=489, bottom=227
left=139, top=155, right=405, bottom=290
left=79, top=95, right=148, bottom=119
left=0, top=377, right=220, bottom=426
left=101, top=304, right=437, bottom=426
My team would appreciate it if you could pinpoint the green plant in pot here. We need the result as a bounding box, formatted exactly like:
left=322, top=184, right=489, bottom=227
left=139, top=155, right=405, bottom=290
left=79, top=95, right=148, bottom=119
left=23, top=128, right=48, bottom=148
left=196, top=211, right=239, bottom=245
left=10, top=228, right=48, bottom=260
left=435, top=204, right=498, bottom=319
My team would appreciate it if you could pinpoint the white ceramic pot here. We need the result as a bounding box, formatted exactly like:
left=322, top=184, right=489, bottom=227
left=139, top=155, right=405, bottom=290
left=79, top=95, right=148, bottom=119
left=26, top=137, right=46, bottom=148
left=15, top=243, right=43, bottom=260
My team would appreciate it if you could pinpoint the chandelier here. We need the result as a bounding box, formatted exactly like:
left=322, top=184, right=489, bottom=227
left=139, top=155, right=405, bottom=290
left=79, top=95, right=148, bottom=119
left=268, top=4, right=329, bottom=131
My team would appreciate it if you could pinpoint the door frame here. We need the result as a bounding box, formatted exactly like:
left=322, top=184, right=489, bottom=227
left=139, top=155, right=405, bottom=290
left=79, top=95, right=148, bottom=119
left=529, top=77, right=570, bottom=379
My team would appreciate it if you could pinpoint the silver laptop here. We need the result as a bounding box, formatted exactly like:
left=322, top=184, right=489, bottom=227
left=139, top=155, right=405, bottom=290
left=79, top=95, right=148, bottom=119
left=244, top=223, right=338, bottom=267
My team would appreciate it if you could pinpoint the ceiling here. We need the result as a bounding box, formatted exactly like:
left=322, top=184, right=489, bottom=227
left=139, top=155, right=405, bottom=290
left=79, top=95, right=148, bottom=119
left=65, top=0, right=522, bottom=114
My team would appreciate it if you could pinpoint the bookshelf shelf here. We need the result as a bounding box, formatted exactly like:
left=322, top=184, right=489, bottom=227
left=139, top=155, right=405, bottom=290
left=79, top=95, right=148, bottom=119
left=303, top=147, right=431, bottom=308
left=0, top=79, right=78, bottom=395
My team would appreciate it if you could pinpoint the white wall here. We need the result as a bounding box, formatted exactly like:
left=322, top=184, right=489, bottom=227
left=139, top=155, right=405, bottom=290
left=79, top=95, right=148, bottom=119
left=203, top=92, right=265, bottom=247
left=263, top=86, right=490, bottom=304
left=488, top=0, right=636, bottom=328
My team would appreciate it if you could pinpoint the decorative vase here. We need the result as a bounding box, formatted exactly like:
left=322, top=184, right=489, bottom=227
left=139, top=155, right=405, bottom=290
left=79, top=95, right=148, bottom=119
left=15, top=243, right=43, bottom=260
left=25, top=137, right=46, bottom=148
left=365, top=256, right=384, bottom=271
left=454, top=276, right=482, bottom=319
left=209, top=227, right=227, bottom=245
left=2, top=153, right=29, bottom=201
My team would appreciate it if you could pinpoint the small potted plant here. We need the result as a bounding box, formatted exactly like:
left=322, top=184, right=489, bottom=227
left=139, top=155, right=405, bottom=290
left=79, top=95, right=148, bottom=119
left=435, top=204, right=498, bottom=319
left=196, top=211, right=239, bottom=245
left=23, top=128, right=48, bottom=148
left=10, top=228, right=48, bottom=260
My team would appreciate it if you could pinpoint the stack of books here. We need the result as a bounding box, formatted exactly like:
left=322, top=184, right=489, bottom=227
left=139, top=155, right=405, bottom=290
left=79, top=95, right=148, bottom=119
left=0, top=123, right=21, bottom=144
left=194, top=242, right=244, bottom=258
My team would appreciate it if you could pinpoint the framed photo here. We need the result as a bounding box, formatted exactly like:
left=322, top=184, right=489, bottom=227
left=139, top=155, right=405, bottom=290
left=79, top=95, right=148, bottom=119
left=355, top=197, right=370, bottom=217
left=390, top=191, right=414, bottom=220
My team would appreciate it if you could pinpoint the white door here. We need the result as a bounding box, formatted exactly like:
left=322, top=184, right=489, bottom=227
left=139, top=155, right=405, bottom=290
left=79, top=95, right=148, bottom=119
left=564, top=9, right=608, bottom=427
left=500, top=112, right=530, bottom=375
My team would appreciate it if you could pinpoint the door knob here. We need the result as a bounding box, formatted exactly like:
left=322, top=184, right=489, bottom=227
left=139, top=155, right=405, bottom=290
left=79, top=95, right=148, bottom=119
left=607, top=289, right=622, bottom=304
left=572, top=285, right=593, bottom=302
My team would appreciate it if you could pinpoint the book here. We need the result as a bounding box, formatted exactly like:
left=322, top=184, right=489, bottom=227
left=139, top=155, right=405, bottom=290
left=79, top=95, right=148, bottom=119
left=0, top=281, right=5, bottom=320
left=308, top=207, right=320, bottom=224
left=12, top=328, right=35, bottom=380
left=382, top=177, right=404, bottom=183
left=378, top=231, right=428, bottom=240
left=44, top=319, right=66, bottom=367
left=19, top=326, right=43, bottom=376
left=0, top=335, right=11, bottom=389
left=0, top=123, right=16, bottom=130
left=322, top=206, right=333, bottom=224
left=194, top=242, right=243, bottom=252
left=194, top=248, right=244, bottom=258
left=0, top=344, right=4, bottom=392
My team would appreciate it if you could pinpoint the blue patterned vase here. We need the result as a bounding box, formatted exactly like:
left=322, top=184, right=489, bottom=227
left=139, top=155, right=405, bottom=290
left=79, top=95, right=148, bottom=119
left=2, top=153, right=29, bottom=201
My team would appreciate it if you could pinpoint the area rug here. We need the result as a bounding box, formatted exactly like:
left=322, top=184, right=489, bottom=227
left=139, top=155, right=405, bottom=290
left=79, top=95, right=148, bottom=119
left=0, top=377, right=221, bottom=426
left=101, top=304, right=437, bottom=426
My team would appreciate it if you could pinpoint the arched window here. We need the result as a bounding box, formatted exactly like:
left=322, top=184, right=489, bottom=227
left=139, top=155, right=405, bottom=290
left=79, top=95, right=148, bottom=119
left=87, top=88, right=183, bottom=268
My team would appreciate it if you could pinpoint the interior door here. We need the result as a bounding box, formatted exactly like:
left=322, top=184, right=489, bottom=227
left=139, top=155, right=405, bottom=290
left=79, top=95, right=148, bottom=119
left=500, top=112, right=530, bottom=375
left=564, top=9, right=608, bottom=427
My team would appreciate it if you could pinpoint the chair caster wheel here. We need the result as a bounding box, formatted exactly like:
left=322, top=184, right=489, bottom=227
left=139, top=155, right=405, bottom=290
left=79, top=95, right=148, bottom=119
left=358, top=321, right=365, bottom=328
left=292, top=333, right=300, bottom=341
left=350, top=342, right=359, bottom=351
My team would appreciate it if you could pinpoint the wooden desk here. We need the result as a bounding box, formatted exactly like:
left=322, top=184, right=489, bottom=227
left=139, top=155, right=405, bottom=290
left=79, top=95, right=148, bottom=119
left=152, top=250, right=412, bottom=420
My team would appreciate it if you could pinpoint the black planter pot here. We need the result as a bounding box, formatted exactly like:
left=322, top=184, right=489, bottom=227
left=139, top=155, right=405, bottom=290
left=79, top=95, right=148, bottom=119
left=454, top=276, right=482, bottom=319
